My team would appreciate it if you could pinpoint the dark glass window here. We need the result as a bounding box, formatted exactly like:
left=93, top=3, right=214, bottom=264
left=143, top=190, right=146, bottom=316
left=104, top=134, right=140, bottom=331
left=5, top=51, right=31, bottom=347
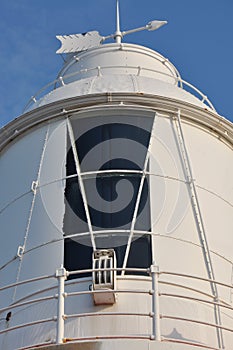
left=63, top=115, right=153, bottom=278
left=64, top=234, right=151, bottom=278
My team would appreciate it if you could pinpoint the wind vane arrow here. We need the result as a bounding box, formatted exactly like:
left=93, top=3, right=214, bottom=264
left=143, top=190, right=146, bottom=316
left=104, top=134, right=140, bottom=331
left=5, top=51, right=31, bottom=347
left=56, top=0, right=167, bottom=54
left=56, top=31, right=103, bottom=54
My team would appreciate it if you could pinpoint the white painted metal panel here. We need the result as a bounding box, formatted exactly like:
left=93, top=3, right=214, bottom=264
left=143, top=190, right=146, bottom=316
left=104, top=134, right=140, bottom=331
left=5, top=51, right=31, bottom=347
left=13, top=230, right=62, bottom=303
left=0, top=292, right=56, bottom=350
left=24, top=189, right=64, bottom=251
left=64, top=278, right=152, bottom=339
left=33, top=75, right=206, bottom=111
left=182, top=123, right=233, bottom=205
left=26, top=120, right=67, bottom=249
left=0, top=120, right=66, bottom=350
left=58, top=44, right=178, bottom=85
left=0, top=103, right=232, bottom=349
left=0, top=259, right=19, bottom=308
left=149, top=116, right=201, bottom=244
left=0, top=125, right=49, bottom=211
left=153, top=237, right=219, bottom=346
left=0, top=193, right=32, bottom=266
left=196, top=189, right=233, bottom=264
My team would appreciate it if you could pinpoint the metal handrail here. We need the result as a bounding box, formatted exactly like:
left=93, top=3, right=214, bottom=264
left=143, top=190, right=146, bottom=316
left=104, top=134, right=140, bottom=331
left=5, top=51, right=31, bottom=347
left=65, top=311, right=151, bottom=319
left=0, top=273, right=54, bottom=293
left=0, top=295, right=56, bottom=315
left=22, top=64, right=216, bottom=113
left=61, top=267, right=233, bottom=346
left=63, top=335, right=151, bottom=342
left=17, top=341, right=54, bottom=350
left=68, top=266, right=149, bottom=276
left=0, top=317, right=55, bottom=335
left=161, top=314, right=233, bottom=334
left=160, top=293, right=233, bottom=311
left=160, top=280, right=220, bottom=302
left=160, top=270, right=233, bottom=291
left=162, top=337, right=220, bottom=350
left=67, top=288, right=149, bottom=297
left=23, top=64, right=178, bottom=112
left=0, top=266, right=233, bottom=349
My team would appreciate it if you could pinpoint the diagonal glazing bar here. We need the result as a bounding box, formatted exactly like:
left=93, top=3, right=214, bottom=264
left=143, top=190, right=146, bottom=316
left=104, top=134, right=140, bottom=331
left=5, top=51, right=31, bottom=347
left=121, top=114, right=157, bottom=275
left=66, top=119, right=96, bottom=251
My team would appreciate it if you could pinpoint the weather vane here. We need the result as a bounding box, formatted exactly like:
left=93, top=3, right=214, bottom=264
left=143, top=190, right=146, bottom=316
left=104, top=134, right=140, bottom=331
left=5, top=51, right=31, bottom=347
left=56, top=0, right=167, bottom=54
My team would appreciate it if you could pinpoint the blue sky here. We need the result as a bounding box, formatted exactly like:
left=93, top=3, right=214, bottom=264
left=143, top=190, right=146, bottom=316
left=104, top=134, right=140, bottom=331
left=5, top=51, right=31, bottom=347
left=0, top=0, right=233, bottom=127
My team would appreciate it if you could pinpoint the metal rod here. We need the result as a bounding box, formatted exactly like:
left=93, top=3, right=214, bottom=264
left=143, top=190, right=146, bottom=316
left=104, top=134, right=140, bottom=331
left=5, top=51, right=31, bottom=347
left=160, top=293, right=233, bottom=311
left=67, top=288, right=149, bottom=297
left=0, top=295, right=56, bottom=314
left=121, top=26, right=148, bottom=37
left=0, top=274, right=54, bottom=292
left=163, top=337, right=220, bottom=350
left=0, top=318, right=55, bottom=335
left=115, top=0, right=122, bottom=43
left=63, top=335, right=151, bottom=342
left=66, top=311, right=150, bottom=319
left=161, top=314, right=233, bottom=334
left=174, top=110, right=224, bottom=348
left=151, top=265, right=161, bottom=341
left=68, top=266, right=149, bottom=276
left=56, top=267, right=66, bottom=344
left=122, top=113, right=157, bottom=275
left=160, top=270, right=233, bottom=290
left=17, top=341, right=54, bottom=350
left=12, top=127, right=50, bottom=303
left=67, top=119, right=96, bottom=250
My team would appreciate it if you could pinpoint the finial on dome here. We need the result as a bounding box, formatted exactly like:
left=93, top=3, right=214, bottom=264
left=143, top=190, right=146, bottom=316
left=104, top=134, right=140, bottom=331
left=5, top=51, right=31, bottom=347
left=56, top=0, right=167, bottom=54
left=115, top=0, right=122, bottom=44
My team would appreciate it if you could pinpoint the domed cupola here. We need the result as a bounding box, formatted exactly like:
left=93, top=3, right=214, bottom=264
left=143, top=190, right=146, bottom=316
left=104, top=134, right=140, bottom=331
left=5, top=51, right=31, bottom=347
left=24, top=9, right=215, bottom=113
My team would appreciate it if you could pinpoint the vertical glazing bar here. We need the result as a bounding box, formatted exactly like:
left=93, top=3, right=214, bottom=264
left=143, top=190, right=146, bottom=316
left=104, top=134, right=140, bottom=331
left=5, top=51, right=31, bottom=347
left=151, top=264, right=161, bottom=341
left=56, top=267, right=67, bottom=344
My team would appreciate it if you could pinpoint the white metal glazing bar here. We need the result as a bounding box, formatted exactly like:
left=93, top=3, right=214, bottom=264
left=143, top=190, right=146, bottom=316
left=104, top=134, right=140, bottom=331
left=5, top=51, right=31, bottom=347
left=121, top=113, right=157, bottom=275
left=66, top=119, right=96, bottom=251
left=174, top=109, right=224, bottom=349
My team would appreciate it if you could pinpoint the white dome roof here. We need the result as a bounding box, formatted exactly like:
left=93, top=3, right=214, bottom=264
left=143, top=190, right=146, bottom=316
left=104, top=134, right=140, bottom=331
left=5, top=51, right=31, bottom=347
left=34, top=74, right=206, bottom=109
left=27, top=43, right=214, bottom=112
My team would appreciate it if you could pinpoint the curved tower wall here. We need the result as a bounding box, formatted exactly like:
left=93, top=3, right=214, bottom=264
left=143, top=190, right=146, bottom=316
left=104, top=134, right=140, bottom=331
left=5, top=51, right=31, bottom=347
left=0, top=43, right=233, bottom=350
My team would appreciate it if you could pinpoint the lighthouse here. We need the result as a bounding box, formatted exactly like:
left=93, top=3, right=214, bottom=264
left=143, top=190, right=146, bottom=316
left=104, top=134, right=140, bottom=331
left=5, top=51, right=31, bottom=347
left=0, top=1, right=233, bottom=349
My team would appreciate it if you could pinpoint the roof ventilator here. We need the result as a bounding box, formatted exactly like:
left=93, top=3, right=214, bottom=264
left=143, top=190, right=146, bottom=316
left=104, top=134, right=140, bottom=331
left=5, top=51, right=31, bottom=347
left=92, top=249, right=117, bottom=305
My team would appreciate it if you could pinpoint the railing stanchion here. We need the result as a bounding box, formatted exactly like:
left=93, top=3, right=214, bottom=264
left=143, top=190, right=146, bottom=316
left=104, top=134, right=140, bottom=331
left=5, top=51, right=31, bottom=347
left=151, top=264, right=161, bottom=341
left=56, top=266, right=67, bottom=344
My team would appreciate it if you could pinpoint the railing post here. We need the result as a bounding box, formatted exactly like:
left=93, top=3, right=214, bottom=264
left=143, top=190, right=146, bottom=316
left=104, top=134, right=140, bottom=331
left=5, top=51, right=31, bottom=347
left=56, top=266, right=67, bottom=344
left=151, top=264, right=161, bottom=341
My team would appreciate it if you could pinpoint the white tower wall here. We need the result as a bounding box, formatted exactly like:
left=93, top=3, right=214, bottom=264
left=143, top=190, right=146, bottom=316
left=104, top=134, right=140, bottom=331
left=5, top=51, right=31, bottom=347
left=0, top=42, right=233, bottom=350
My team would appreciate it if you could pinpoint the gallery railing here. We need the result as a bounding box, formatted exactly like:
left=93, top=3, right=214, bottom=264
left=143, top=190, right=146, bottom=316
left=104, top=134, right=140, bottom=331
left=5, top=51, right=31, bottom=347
left=0, top=266, right=232, bottom=349
left=23, top=65, right=216, bottom=113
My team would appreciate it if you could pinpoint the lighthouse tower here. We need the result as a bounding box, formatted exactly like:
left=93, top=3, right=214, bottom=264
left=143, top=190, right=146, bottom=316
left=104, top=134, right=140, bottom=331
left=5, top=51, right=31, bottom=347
left=0, top=2, right=233, bottom=349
